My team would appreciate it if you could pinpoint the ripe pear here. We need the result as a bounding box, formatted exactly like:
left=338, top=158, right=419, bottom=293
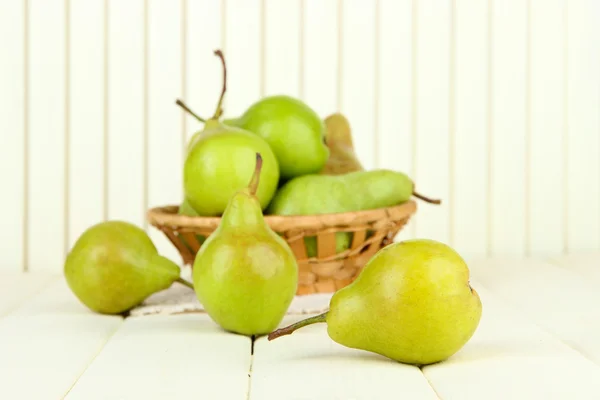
left=268, top=239, right=482, bottom=366
left=192, top=153, right=299, bottom=336
left=319, top=113, right=364, bottom=175
left=266, top=170, right=440, bottom=257
left=178, top=50, right=279, bottom=216
left=223, top=95, right=329, bottom=180
left=64, top=220, right=193, bottom=315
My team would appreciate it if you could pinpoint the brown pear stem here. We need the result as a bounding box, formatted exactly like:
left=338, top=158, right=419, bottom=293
left=176, top=277, right=194, bottom=290
left=413, top=191, right=442, bottom=205
left=212, top=49, right=227, bottom=119
left=175, top=99, right=206, bottom=123
left=248, top=153, right=263, bottom=196
left=267, top=312, right=328, bottom=341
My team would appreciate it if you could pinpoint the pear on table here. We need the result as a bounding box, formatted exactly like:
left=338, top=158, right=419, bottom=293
left=178, top=49, right=279, bottom=217
left=268, top=239, right=482, bottom=366
left=64, top=221, right=193, bottom=315
left=192, top=153, right=299, bottom=337
left=224, top=95, right=329, bottom=180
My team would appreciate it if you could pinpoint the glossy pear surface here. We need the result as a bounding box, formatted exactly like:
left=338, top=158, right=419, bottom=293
left=64, top=221, right=181, bottom=315
left=225, top=95, right=329, bottom=180
left=327, top=239, right=482, bottom=365
left=193, top=165, right=298, bottom=336
left=184, top=123, right=279, bottom=216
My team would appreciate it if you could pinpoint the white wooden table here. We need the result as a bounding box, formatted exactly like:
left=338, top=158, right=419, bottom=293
left=1, top=254, right=599, bottom=400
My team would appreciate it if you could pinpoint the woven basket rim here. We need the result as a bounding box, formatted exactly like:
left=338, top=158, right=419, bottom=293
left=146, top=200, right=417, bottom=231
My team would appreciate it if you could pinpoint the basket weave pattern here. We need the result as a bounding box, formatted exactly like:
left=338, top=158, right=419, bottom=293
left=147, top=200, right=416, bottom=295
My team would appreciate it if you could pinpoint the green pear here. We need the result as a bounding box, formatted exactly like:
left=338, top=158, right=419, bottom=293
left=268, top=239, right=482, bottom=366
left=64, top=220, right=192, bottom=315
left=193, top=153, right=299, bottom=336
left=224, top=95, right=329, bottom=180
left=319, top=113, right=364, bottom=175
left=177, top=198, right=206, bottom=248
left=266, top=170, right=441, bottom=257
left=179, top=50, right=279, bottom=216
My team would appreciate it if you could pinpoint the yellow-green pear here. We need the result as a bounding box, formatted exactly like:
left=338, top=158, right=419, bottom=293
left=64, top=221, right=193, bottom=315
left=268, top=239, right=482, bottom=366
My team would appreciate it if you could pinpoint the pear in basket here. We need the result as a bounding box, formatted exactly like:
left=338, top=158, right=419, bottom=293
left=64, top=221, right=193, bottom=315
left=268, top=239, right=482, bottom=366
left=319, top=112, right=364, bottom=175
left=192, top=153, right=298, bottom=336
left=177, top=49, right=279, bottom=216
left=222, top=97, right=329, bottom=181
left=177, top=198, right=206, bottom=248
left=266, top=169, right=441, bottom=257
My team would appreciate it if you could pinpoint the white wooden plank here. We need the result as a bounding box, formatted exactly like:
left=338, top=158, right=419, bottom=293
left=413, top=0, right=451, bottom=242
left=566, top=0, right=600, bottom=252
left=303, top=0, right=338, bottom=115
left=27, top=0, right=66, bottom=272
left=146, top=0, right=183, bottom=263
left=223, top=0, right=262, bottom=117
left=547, top=253, right=600, bottom=284
left=422, top=281, right=600, bottom=399
left=9, top=278, right=94, bottom=317
left=452, top=0, right=489, bottom=258
left=0, top=272, right=58, bottom=317
left=489, top=0, right=527, bottom=257
left=528, top=0, right=566, bottom=256
left=0, top=2, right=25, bottom=271
left=250, top=315, right=439, bottom=400
left=184, top=0, right=222, bottom=143
left=107, top=0, right=145, bottom=226
left=264, top=0, right=301, bottom=97
left=378, top=0, right=414, bottom=242
left=65, top=314, right=251, bottom=399
left=0, top=314, right=122, bottom=399
left=68, top=0, right=106, bottom=250
left=339, top=0, right=376, bottom=170
left=470, top=259, right=600, bottom=366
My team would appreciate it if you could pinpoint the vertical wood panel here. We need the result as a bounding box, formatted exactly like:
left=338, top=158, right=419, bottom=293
left=28, top=0, right=66, bottom=272
left=339, top=0, right=376, bottom=170
left=107, top=0, right=145, bottom=227
left=529, top=0, right=566, bottom=256
left=147, top=0, right=183, bottom=262
left=452, top=0, right=489, bottom=258
left=68, top=0, right=106, bottom=249
left=489, top=0, right=527, bottom=257
left=378, top=0, right=413, bottom=242
left=413, top=0, right=451, bottom=243
left=566, top=0, right=600, bottom=252
left=0, top=2, right=25, bottom=270
left=184, top=0, right=222, bottom=144
left=302, top=0, right=338, bottom=116
left=264, top=0, right=301, bottom=97
left=223, top=0, right=262, bottom=117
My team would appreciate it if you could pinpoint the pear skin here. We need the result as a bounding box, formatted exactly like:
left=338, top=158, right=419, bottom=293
left=64, top=221, right=187, bottom=315
left=193, top=153, right=299, bottom=336
left=268, top=239, right=482, bottom=366
left=319, top=113, right=364, bottom=175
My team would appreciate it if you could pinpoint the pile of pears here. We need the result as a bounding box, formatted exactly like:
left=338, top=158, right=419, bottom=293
left=63, top=49, right=481, bottom=367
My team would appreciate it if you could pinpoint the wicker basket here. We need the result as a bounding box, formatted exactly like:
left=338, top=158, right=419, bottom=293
left=147, top=200, right=417, bottom=295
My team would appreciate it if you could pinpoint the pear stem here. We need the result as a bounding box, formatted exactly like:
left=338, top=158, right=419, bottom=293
left=175, top=99, right=206, bottom=123
left=212, top=49, right=227, bottom=120
left=175, top=277, right=194, bottom=290
left=248, top=153, right=263, bottom=196
left=267, top=312, right=328, bottom=341
left=413, top=191, right=442, bottom=205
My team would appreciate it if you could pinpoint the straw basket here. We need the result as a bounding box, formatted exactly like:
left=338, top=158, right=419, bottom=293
left=147, top=200, right=417, bottom=295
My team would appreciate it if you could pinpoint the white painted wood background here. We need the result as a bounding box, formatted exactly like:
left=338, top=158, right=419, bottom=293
left=0, top=0, right=598, bottom=273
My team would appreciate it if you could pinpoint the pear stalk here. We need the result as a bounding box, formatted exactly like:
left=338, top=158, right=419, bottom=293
left=412, top=191, right=442, bottom=205
left=175, top=99, right=207, bottom=123
left=267, top=312, right=328, bottom=340
left=176, top=277, right=194, bottom=290
left=212, top=49, right=227, bottom=120
left=248, top=153, right=263, bottom=196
